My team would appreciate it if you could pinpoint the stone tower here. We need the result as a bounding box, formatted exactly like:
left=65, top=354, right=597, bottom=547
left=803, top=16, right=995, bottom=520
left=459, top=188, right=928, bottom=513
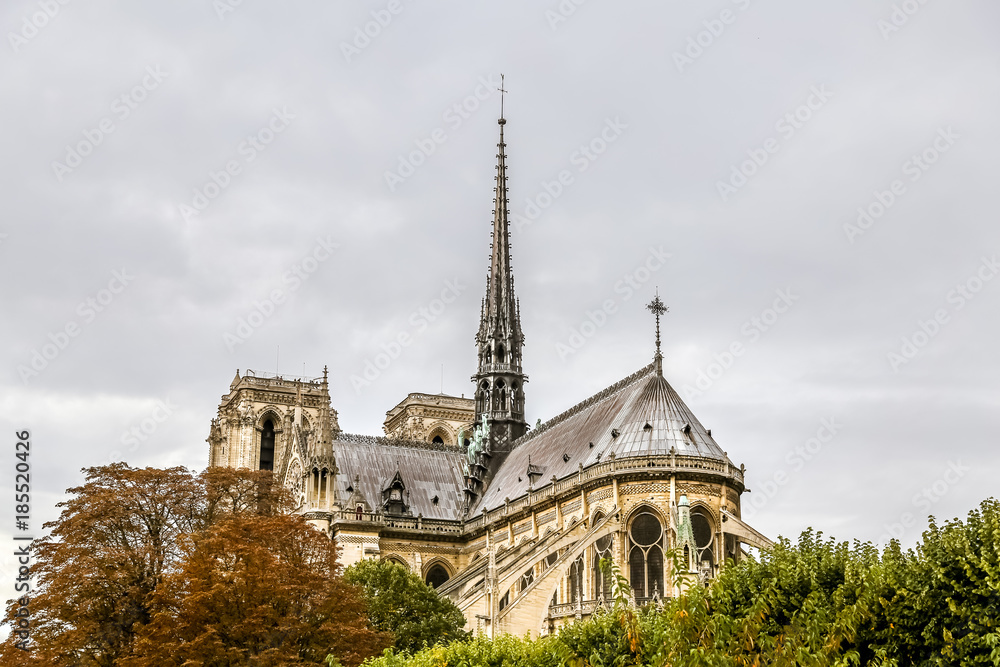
left=206, top=368, right=340, bottom=512
left=467, top=104, right=528, bottom=505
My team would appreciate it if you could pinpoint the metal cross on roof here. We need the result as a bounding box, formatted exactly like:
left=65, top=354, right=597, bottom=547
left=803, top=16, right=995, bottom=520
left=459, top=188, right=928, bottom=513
left=646, top=291, right=668, bottom=373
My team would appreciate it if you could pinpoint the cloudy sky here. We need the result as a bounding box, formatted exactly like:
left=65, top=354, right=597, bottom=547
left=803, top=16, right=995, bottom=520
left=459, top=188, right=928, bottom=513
left=2, top=0, right=998, bottom=588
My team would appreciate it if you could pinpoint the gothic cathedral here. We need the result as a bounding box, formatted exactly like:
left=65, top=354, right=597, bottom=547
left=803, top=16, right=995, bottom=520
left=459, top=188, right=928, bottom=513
left=207, top=106, right=771, bottom=638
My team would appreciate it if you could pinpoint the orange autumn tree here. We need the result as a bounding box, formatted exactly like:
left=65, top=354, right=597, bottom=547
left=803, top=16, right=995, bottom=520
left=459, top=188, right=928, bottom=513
left=125, top=513, right=388, bottom=667
left=0, top=465, right=387, bottom=666
left=0, top=465, right=203, bottom=666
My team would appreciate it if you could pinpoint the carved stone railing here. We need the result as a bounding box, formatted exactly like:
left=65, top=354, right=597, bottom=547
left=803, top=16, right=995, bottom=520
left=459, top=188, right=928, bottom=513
left=336, top=432, right=464, bottom=453
left=548, top=597, right=659, bottom=619
left=477, top=363, right=523, bottom=374
left=241, top=374, right=325, bottom=390
left=330, top=510, right=463, bottom=534
left=331, top=453, right=743, bottom=538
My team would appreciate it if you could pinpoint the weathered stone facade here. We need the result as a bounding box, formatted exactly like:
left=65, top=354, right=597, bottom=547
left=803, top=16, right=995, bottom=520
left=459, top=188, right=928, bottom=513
left=383, top=393, right=475, bottom=445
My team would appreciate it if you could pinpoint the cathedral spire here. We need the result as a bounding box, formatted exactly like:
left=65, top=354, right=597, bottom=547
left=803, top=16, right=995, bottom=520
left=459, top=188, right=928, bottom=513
left=468, top=78, right=528, bottom=509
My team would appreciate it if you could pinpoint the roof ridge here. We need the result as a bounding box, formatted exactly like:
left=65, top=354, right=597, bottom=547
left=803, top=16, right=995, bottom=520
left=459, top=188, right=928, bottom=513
left=335, top=432, right=464, bottom=453
left=511, top=362, right=655, bottom=450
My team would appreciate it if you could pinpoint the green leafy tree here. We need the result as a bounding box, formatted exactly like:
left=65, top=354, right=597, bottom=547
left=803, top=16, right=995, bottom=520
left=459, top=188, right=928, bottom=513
left=360, top=499, right=1000, bottom=667
left=344, top=558, right=468, bottom=653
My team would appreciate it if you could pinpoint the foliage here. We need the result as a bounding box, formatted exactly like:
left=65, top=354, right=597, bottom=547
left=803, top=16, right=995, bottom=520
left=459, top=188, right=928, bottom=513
left=124, top=513, right=388, bottom=666
left=361, top=498, right=1000, bottom=667
left=363, top=633, right=564, bottom=667
left=0, top=465, right=387, bottom=667
left=344, top=558, right=469, bottom=654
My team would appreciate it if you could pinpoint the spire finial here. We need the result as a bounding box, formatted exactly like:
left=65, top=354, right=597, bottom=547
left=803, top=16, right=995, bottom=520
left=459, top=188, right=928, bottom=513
left=646, top=289, right=668, bottom=376
left=498, top=73, right=507, bottom=124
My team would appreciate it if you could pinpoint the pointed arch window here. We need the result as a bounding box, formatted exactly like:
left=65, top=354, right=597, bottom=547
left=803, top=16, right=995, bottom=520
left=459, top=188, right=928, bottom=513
left=496, top=344, right=506, bottom=363
left=690, top=509, right=715, bottom=570
left=628, top=511, right=664, bottom=601
left=592, top=534, right=613, bottom=601
left=568, top=555, right=584, bottom=603
left=259, top=419, right=275, bottom=471
left=426, top=563, right=450, bottom=589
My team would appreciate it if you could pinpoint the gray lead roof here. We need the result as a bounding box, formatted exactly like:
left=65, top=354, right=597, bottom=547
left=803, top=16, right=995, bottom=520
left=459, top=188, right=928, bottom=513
left=472, top=364, right=729, bottom=515
left=333, top=435, right=467, bottom=521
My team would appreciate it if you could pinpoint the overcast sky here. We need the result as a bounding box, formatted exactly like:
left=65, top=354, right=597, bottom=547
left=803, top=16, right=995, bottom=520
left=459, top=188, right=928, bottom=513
left=2, top=0, right=999, bottom=591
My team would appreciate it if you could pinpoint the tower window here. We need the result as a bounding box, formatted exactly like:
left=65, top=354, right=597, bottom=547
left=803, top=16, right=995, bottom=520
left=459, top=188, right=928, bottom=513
left=497, top=345, right=506, bottom=363
left=259, top=419, right=275, bottom=471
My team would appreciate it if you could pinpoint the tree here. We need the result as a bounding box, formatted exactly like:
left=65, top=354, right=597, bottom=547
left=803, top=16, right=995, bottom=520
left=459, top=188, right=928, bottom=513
left=124, top=513, right=389, bottom=667
left=0, top=465, right=377, bottom=666
left=364, top=498, right=1000, bottom=667
left=0, top=464, right=203, bottom=666
left=344, top=559, right=468, bottom=653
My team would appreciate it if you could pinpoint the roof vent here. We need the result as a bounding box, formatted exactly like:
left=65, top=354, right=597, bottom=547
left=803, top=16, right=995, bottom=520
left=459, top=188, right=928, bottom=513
left=432, top=495, right=439, bottom=504
left=562, top=453, right=570, bottom=462
left=588, top=441, right=594, bottom=448
left=643, top=422, right=652, bottom=431
left=346, top=485, right=354, bottom=493
left=683, top=423, right=691, bottom=434
left=706, top=428, right=712, bottom=436
left=611, top=428, right=620, bottom=438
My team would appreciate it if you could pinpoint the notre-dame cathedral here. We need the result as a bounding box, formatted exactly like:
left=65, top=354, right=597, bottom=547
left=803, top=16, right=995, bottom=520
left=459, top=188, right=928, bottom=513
left=207, top=106, right=772, bottom=638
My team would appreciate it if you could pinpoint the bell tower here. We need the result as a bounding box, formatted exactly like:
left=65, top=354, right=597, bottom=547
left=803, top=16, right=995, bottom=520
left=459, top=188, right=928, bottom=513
left=467, top=80, right=528, bottom=506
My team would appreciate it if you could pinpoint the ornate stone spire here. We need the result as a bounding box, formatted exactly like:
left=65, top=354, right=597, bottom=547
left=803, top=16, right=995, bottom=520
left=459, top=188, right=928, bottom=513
left=468, top=77, right=528, bottom=509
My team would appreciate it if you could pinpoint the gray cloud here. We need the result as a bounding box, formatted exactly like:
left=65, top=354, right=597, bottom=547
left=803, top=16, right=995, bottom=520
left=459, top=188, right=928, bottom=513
left=2, top=0, right=999, bottom=579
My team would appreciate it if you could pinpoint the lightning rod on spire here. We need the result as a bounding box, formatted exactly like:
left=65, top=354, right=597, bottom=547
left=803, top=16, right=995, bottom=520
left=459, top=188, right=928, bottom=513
left=498, top=73, right=507, bottom=123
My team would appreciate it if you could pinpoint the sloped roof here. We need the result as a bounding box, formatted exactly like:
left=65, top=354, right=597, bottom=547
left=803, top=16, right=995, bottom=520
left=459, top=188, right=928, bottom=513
left=473, top=363, right=729, bottom=515
left=332, top=434, right=466, bottom=521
